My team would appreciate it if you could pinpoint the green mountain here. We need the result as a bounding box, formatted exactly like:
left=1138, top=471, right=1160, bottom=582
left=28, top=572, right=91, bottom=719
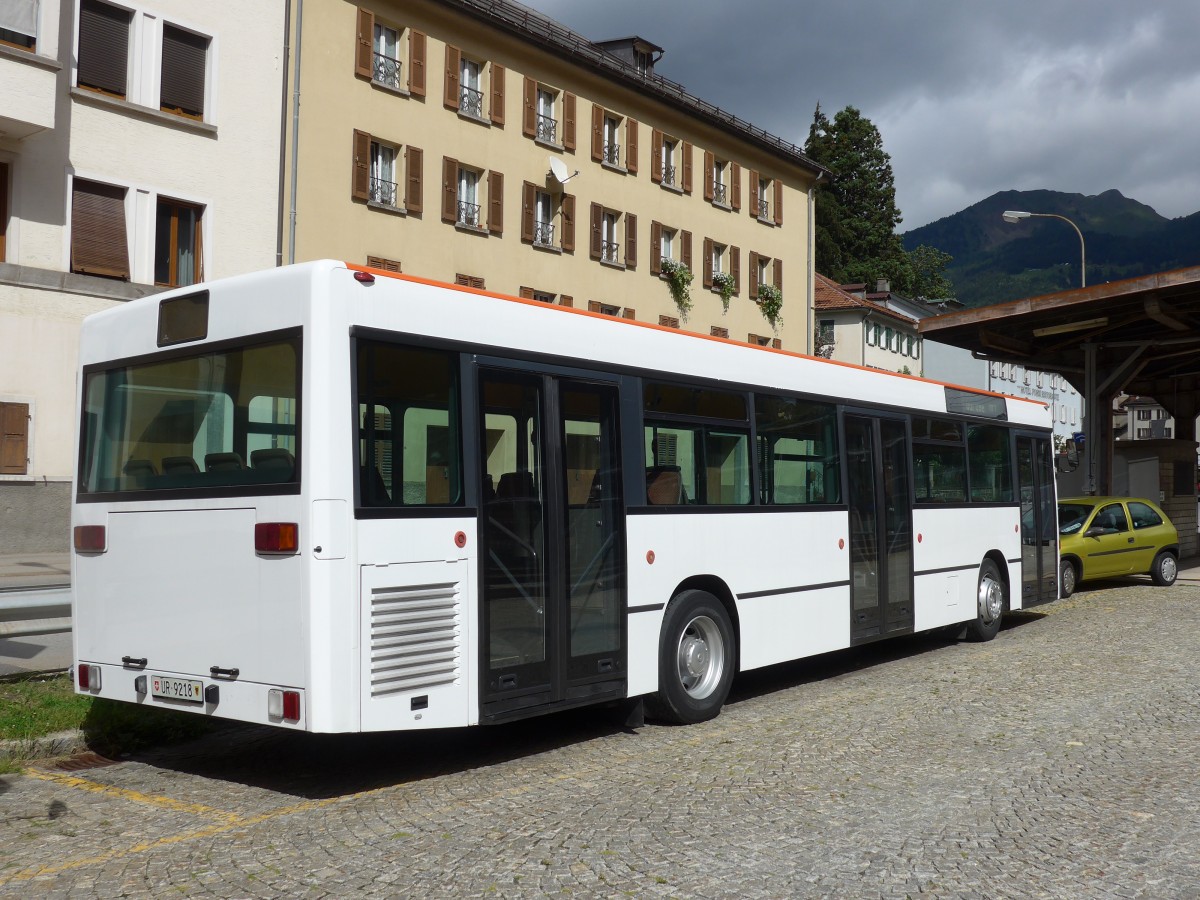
left=901, top=189, right=1200, bottom=307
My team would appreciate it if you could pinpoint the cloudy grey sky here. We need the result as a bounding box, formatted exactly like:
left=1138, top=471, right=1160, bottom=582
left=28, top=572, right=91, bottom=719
left=527, top=0, right=1200, bottom=231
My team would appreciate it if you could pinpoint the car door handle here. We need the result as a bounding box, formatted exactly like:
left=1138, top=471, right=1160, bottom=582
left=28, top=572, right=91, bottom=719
left=1127, top=537, right=1134, bottom=543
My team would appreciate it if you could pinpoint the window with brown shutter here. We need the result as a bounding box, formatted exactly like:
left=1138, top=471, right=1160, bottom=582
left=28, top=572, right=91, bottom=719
left=0, top=162, right=8, bottom=262
left=731, top=163, right=742, bottom=211
left=487, top=170, right=504, bottom=234
left=748, top=251, right=759, bottom=300
left=774, top=179, right=783, bottom=226
left=559, top=295, right=574, bottom=307
left=522, top=77, right=536, bottom=137
left=682, top=142, right=693, bottom=194
left=590, top=105, right=604, bottom=162
left=442, top=157, right=459, bottom=222
left=563, top=93, right=576, bottom=150
left=659, top=315, right=679, bottom=329
left=650, top=130, right=663, bottom=184
left=455, top=274, right=485, bottom=289
left=161, top=23, right=208, bottom=119
left=650, top=220, right=662, bottom=275
left=443, top=46, right=460, bottom=109
left=354, top=7, right=373, bottom=78
left=703, top=150, right=714, bottom=202
left=730, top=246, right=740, bottom=296
left=702, top=237, right=713, bottom=288
left=521, top=181, right=536, bottom=242
left=626, top=119, right=639, bottom=174
left=625, top=213, right=637, bottom=268
left=71, top=179, right=129, bottom=280
left=490, top=63, right=505, bottom=125
left=710, top=326, right=729, bottom=339
left=0, top=402, right=29, bottom=475
left=409, top=30, right=426, bottom=96
left=78, top=0, right=130, bottom=98
left=519, top=286, right=534, bottom=299
left=681, top=230, right=692, bottom=270
left=589, top=202, right=602, bottom=259
left=748, top=169, right=760, bottom=218
left=352, top=129, right=371, bottom=200
left=561, top=194, right=575, bottom=252
left=366, top=255, right=401, bottom=272
left=773, top=258, right=783, bottom=291
left=622, top=308, right=636, bottom=320
left=155, top=198, right=203, bottom=287
left=405, top=146, right=423, bottom=212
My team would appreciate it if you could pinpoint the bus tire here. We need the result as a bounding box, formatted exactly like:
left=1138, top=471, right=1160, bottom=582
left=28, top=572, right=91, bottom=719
left=965, top=559, right=1005, bottom=642
left=1151, top=551, right=1178, bottom=587
left=1059, top=558, right=1077, bottom=599
left=648, top=590, right=735, bottom=724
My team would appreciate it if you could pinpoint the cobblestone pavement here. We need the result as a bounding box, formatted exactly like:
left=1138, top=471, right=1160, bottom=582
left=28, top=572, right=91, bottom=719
left=2, top=580, right=1198, bottom=898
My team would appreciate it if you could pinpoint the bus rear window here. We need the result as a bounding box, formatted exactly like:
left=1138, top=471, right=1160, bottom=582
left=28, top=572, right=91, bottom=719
left=79, top=335, right=300, bottom=496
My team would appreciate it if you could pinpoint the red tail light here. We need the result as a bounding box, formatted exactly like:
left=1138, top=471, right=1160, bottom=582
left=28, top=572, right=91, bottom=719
left=255, top=522, right=298, bottom=554
left=74, top=525, right=107, bottom=552
left=77, top=663, right=101, bottom=691
left=268, top=688, right=301, bottom=721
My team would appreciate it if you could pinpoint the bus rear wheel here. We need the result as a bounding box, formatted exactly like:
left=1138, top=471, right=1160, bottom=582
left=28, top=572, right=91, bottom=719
left=965, top=559, right=1005, bottom=642
left=648, top=590, right=735, bottom=724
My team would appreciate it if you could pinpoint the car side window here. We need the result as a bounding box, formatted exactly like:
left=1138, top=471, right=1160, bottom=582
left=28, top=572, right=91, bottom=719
left=1128, top=501, right=1163, bottom=530
left=1093, top=503, right=1130, bottom=533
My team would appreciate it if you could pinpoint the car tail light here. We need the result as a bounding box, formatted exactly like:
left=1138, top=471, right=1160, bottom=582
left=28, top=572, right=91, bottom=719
left=74, top=525, right=107, bottom=552
left=77, top=664, right=102, bottom=692
left=268, top=688, right=301, bottom=721
left=255, top=522, right=298, bottom=554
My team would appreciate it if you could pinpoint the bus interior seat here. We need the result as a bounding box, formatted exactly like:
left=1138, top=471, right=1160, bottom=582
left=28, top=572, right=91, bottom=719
left=205, top=452, right=245, bottom=472
left=123, top=458, right=157, bottom=478
left=251, top=448, right=295, bottom=478
left=496, top=470, right=535, bottom=499
left=490, top=471, right=541, bottom=560
left=646, top=466, right=683, bottom=504
left=162, top=456, right=200, bottom=474
left=360, top=465, right=390, bottom=503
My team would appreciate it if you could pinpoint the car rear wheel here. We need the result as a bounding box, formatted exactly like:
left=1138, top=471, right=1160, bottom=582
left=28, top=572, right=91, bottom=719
left=1150, top=551, right=1178, bottom=587
left=1059, top=558, right=1077, bottom=599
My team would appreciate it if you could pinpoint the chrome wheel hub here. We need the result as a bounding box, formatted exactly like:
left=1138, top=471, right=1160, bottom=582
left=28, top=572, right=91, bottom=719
left=978, top=575, right=1003, bottom=623
left=676, top=615, right=725, bottom=699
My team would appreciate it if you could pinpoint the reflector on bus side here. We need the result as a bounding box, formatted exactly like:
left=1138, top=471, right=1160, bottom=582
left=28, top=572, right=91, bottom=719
left=255, top=522, right=298, bottom=554
left=268, top=688, right=301, bottom=721
left=74, top=525, right=107, bottom=552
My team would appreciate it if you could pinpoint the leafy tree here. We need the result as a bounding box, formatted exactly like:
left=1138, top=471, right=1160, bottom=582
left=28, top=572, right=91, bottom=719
left=805, top=105, right=916, bottom=293
left=906, top=244, right=955, bottom=301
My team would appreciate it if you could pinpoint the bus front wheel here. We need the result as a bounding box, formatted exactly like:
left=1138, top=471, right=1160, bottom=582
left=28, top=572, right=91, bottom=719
left=965, top=560, right=1005, bottom=642
left=648, top=590, right=735, bottom=724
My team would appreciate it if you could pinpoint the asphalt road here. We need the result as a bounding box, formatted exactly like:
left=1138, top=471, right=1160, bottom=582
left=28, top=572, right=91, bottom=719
left=2, top=578, right=1198, bottom=898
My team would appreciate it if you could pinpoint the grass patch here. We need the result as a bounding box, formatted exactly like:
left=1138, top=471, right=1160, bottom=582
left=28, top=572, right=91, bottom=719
left=1, top=672, right=222, bottom=763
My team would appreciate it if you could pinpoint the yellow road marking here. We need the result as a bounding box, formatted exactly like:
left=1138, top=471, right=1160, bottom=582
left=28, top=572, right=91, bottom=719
left=24, top=769, right=243, bottom=824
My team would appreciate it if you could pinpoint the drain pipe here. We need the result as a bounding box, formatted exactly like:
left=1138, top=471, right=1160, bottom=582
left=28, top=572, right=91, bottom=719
left=807, top=170, right=825, bottom=354
left=287, top=0, right=305, bottom=265
left=275, top=0, right=293, bottom=267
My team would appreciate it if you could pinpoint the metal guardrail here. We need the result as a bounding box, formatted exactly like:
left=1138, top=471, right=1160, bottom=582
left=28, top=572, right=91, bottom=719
left=0, top=588, right=72, bottom=638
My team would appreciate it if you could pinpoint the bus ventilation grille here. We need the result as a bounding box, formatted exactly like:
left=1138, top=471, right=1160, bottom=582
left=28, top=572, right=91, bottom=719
left=369, top=580, right=461, bottom=697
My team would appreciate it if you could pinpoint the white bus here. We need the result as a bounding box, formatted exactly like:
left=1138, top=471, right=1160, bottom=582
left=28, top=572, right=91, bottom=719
left=72, top=260, right=1058, bottom=732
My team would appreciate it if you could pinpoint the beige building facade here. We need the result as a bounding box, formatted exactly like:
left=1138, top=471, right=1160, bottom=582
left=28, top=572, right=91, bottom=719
left=285, top=0, right=824, bottom=351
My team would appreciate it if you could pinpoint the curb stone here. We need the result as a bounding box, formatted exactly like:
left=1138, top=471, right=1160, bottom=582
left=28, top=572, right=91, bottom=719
left=0, top=729, right=86, bottom=765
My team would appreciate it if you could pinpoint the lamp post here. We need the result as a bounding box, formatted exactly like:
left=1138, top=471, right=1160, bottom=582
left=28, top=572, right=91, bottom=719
left=1002, top=210, right=1086, bottom=287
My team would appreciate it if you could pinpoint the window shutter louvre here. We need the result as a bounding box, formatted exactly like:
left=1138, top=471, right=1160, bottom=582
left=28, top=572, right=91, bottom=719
left=702, top=237, right=713, bottom=288
left=161, top=24, right=207, bottom=118
left=561, top=193, right=575, bottom=251
left=659, top=315, right=679, bottom=329
left=731, top=163, right=742, bottom=211
left=563, top=93, right=576, bottom=150
left=488, top=170, right=503, bottom=234
left=519, top=286, right=534, bottom=299
left=352, top=129, right=371, bottom=200
left=588, top=301, right=602, bottom=313
left=559, top=295, right=573, bottom=308
left=650, top=220, right=662, bottom=275
left=442, top=157, right=458, bottom=222
left=522, top=77, right=536, bottom=137
left=710, top=326, right=729, bottom=339
left=366, top=255, right=401, bottom=272
left=731, top=246, right=740, bottom=296
left=408, top=30, right=426, bottom=96
left=590, top=105, right=603, bottom=162
left=626, top=119, right=638, bottom=174
left=354, top=7, right=373, bottom=78
left=749, top=251, right=759, bottom=300
left=0, top=402, right=29, bottom=475
left=703, top=150, right=714, bottom=202
left=78, top=0, right=129, bottom=97
left=773, top=258, right=782, bottom=290
left=521, top=181, right=535, bottom=242
left=443, top=45, right=460, bottom=109
left=682, top=142, right=693, bottom=194
left=589, top=202, right=601, bottom=259
left=71, top=179, right=129, bottom=279
left=490, top=63, right=505, bottom=125
left=650, top=129, right=662, bottom=184
left=0, top=162, right=8, bottom=261
left=749, top=169, right=760, bottom=217
left=681, top=230, right=692, bottom=270
left=622, top=308, right=636, bottom=320
left=774, top=180, right=783, bottom=226
left=625, top=213, right=637, bottom=268
left=405, top=146, right=423, bottom=212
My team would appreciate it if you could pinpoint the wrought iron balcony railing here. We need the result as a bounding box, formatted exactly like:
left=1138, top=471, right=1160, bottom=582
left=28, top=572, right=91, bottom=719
left=536, top=114, right=558, bottom=144
left=534, top=222, right=555, bottom=246
left=660, top=163, right=676, bottom=186
left=457, top=200, right=481, bottom=228
left=600, top=240, right=620, bottom=263
left=602, top=142, right=620, bottom=166
left=757, top=198, right=771, bottom=220
left=370, top=177, right=399, bottom=208
left=712, top=182, right=728, bottom=205
left=459, top=86, right=484, bottom=118
left=373, top=53, right=402, bottom=89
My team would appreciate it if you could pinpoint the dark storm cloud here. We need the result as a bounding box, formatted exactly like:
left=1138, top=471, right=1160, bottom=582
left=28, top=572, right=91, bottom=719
left=527, top=1, right=1200, bottom=228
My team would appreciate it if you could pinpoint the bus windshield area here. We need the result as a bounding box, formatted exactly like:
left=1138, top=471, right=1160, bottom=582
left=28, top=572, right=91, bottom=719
left=79, top=335, right=300, bottom=496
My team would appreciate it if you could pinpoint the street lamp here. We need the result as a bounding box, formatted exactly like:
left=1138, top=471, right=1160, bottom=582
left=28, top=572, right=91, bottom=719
left=1002, top=210, right=1086, bottom=287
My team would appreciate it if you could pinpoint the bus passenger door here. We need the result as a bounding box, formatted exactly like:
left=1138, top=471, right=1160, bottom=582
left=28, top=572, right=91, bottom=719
left=1016, top=435, right=1058, bottom=604
left=845, top=415, right=913, bottom=642
left=477, top=367, right=626, bottom=719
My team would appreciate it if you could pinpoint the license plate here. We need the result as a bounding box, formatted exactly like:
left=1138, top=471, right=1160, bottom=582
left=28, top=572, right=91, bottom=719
left=150, top=674, right=204, bottom=703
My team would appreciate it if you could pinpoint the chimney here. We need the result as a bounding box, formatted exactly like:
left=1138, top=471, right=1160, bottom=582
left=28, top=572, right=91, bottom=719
left=876, top=279, right=890, bottom=294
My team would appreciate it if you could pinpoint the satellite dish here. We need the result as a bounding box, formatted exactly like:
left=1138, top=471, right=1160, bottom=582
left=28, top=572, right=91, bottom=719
left=548, top=157, right=573, bottom=185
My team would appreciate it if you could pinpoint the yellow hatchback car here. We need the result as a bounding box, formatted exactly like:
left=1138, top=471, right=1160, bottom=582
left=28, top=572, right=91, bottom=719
left=1057, top=496, right=1179, bottom=597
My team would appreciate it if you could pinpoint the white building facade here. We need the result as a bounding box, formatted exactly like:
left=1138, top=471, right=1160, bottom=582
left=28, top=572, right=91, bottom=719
left=0, top=0, right=284, bottom=551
